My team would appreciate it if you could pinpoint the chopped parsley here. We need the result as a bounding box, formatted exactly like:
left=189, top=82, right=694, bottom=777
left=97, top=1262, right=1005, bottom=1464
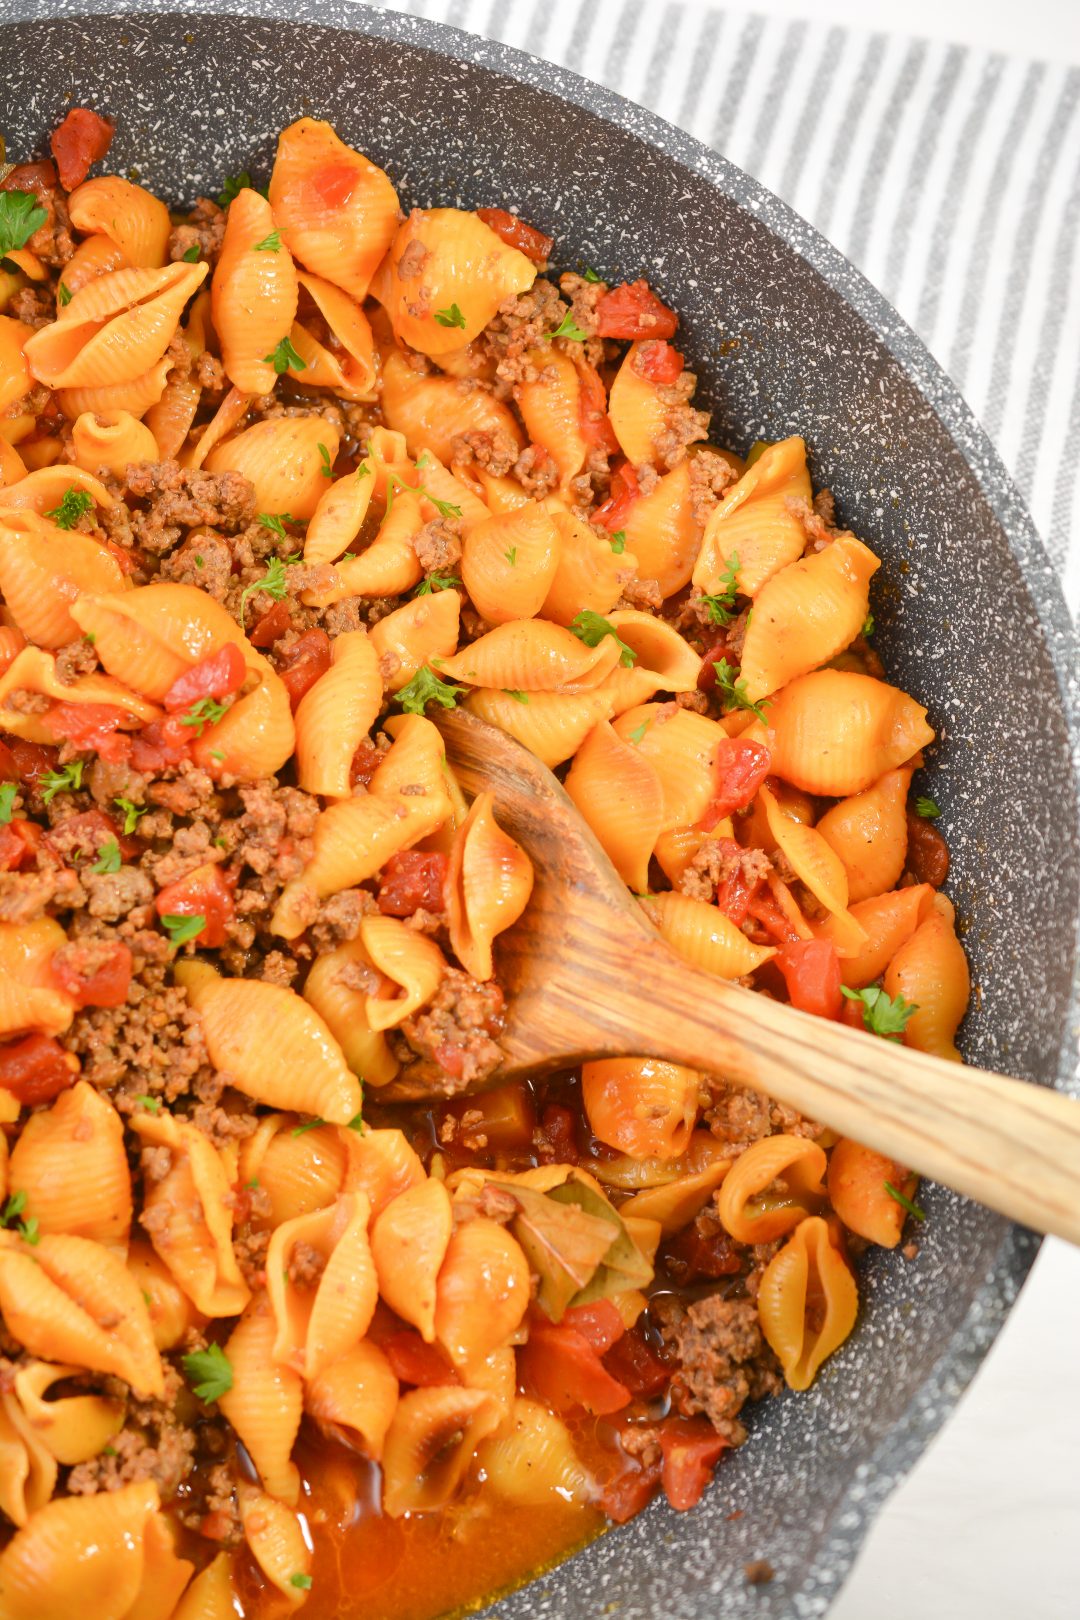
left=133, top=1094, right=162, bottom=1113
left=915, top=796, right=941, bottom=819
left=547, top=310, right=588, bottom=342
left=582, top=267, right=602, bottom=283
left=181, top=1343, right=233, bottom=1403
left=253, top=230, right=281, bottom=252
left=385, top=472, right=461, bottom=522
left=0, top=1191, right=38, bottom=1246
left=713, top=657, right=770, bottom=723
left=627, top=720, right=649, bottom=744
left=179, top=697, right=228, bottom=737
left=56, top=281, right=73, bottom=306
left=504, top=689, right=529, bottom=704
left=257, top=512, right=293, bottom=542
left=841, top=984, right=919, bottom=1039
left=347, top=1111, right=365, bottom=1132
left=0, top=783, right=15, bottom=824
left=45, top=487, right=93, bottom=531
left=317, top=442, right=334, bottom=478
left=218, top=170, right=254, bottom=207
left=395, top=664, right=464, bottom=717
left=181, top=244, right=201, bottom=263
left=114, top=797, right=147, bottom=836
left=40, top=762, right=84, bottom=804
left=505, top=547, right=517, bottom=567
left=289, top=1574, right=313, bottom=1591
left=91, top=838, right=122, bottom=875
left=414, top=571, right=461, bottom=596
left=262, top=335, right=306, bottom=375
left=239, top=555, right=291, bottom=619
left=0, top=191, right=47, bottom=257
left=609, top=530, right=626, bottom=555
left=700, top=552, right=740, bottom=626
left=884, top=1180, right=926, bottom=1222
left=290, top=1118, right=326, bottom=1137
left=570, top=609, right=636, bottom=668
left=160, top=913, right=206, bottom=948
left=433, top=302, right=466, bottom=329
left=862, top=612, right=875, bottom=638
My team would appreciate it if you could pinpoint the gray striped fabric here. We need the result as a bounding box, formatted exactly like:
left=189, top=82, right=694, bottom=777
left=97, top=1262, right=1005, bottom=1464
left=371, top=0, right=1080, bottom=616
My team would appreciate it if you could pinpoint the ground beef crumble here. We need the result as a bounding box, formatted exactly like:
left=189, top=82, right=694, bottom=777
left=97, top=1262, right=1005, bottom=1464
left=393, top=968, right=506, bottom=1095
left=654, top=1295, right=781, bottom=1445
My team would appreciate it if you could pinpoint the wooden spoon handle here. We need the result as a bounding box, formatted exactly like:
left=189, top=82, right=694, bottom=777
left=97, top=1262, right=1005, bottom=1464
left=631, top=950, right=1080, bottom=1244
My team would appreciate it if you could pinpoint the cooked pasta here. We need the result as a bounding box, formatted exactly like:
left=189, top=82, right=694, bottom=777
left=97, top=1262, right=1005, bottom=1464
left=0, top=107, right=971, bottom=1620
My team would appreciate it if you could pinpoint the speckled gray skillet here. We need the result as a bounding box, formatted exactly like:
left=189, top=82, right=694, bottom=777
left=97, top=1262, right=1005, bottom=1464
left=2, top=1, right=1079, bottom=1613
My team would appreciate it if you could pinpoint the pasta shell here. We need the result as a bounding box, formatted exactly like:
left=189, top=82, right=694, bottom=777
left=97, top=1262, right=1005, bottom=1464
left=759, top=784, right=865, bottom=949
left=0, top=1478, right=160, bottom=1620
left=371, top=1178, right=453, bottom=1342
left=0, top=508, right=127, bottom=648
left=477, top=1398, right=594, bottom=1507
left=291, top=271, right=376, bottom=400
left=219, top=1297, right=303, bottom=1504
left=269, top=117, right=399, bottom=301
left=883, top=892, right=970, bottom=1061
left=766, top=670, right=935, bottom=796
left=303, top=486, right=424, bottom=603
left=67, top=176, right=171, bottom=268
left=466, top=686, right=615, bottom=768
left=181, top=384, right=251, bottom=472
left=126, top=1240, right=204, bottom=1351
left=514, top=347, right=589, bottom=495
left=71, top=409, right=158, bottom=477
left=757, top=1215, right=858, bottom=1390
left=639, top=891, right=776, bottom=978
left=816, top=765, right=913, bottom=904
left=582, top=1058, right=700, bottom=1159
left=617, top=1134, right=733, bottom=1231
left=266, top=1192, right=377, bottom=1378
left=56, top=234, right=132, bottom=302
left=415, top=448, right=491, bottom=534
left=212, top=188, right=299, bottom=394
left=461, top=501, right=560, bottom=625
left=619, top=460, right=701, bottom=597
left=564, top=720, right=664, bottom=892
left=24, top=262, right=208, bottom=389
left=177, top=962, right=362, bottom=1124
left=0, top=438, right=27, bottom=488
left=827, top=1138, right=918, bottom=1248
left=129, top=1111, right=250, bottom=1316
left=381, top=346, right=524, bottom=464
left=305, top=1340, right=399, bottom=1460
left=0, top=645, right=158, bottom=747
left=239, top=1113, right=348, bottom=1226
left=445, top=791, right=533, bottom=981
left=434, top=1218, right=531, bottom=1371
left=374, top=208, right=535, bottom=356
left=10, top=1081, right=131, bottom=1249
left=540, top=499, right=637, bottom=626
left=438, top=618, right=621, bottom=693
left=0, top=624, right=27, bottom=674
left=0, top=916, right=75, bottom=1041
left=716, top=1135, right=828, bottom=1243
left=0, top=1231, right=163, bottom=1396
left=204, top=416, right=338, bottom=521
left=380, top=1386, right=501, bottom=1517
left=0, top=1388, right=57, bottom=1526
left=171, top=1552, right=236, bottom=1620
left=56, top=355, right=172, bottom=421
left=0, top=464, right=114, bottom=517
left=367, top=588, right=460, bottom=692
left=0, top=316, right=32, bottom=414
left=238, top=1483, right=311, bottom=1605
left=294, top=629, right=382, bottom=797
left=131, top=1512, right=195, bottom=1620
left=357, top=916, right=446, bottom=1030
left=302, top=941, right=400, bottom=1089
left=814, top=884, right=933, bottom=982
left=692, top=436, right=812, bottom=599
left=12, top=1361, right=124, bottom=1466
left=340, top=1127, right=426, bottom=1218
left=740, top=533, right=881, bottom=701
left=612, top=703, right=730, bottom=830
left=302, top=461, right=377, bottom=566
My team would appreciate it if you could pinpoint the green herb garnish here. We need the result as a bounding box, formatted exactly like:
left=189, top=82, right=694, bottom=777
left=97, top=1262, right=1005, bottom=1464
left=263, top=335, right=306, bottom=375
left=114, top=797, right=147, bottom=836
left=433, top=302, right=466, bottom=329
left=160, top=913, right=206, bottom=947
left=0, top=783, right=16, bottom=824
left=91, top=838, right=122, bottom=875
left=915, top=796, right=941, bottom=819
left=253, top=230, right=281, bottom=253
left=395, top=665, right=464, bottom=717
left=700, top=552, right=740, bottom=626
left=179, top=697, right=228, bottom=737
left=570, top=610, right=636, bottom=668
left=713, top=657, right=770, bottom=723
left=181, top=1343, right=233, bottom=1402
left=46, top=488, right=93, bottom=531
left=884, top=1181, right=926, bottom=1222
left=547, top=310, right=588, bottom=342
left=414, top=571, right=461, bottom=596
left=40, top=762, right=84, bottom=804
left=841, top=984, right=919, bottom=1039
left=0, top=191, right=47, bottom=257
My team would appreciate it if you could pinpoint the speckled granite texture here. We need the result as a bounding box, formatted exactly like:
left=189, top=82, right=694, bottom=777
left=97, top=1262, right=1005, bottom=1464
left=1, top=4, right=1078, bottom=1616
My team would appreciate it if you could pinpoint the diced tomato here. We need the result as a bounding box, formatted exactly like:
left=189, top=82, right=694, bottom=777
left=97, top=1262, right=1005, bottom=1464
left=154, top=862, right=235, bottom=949
left=350, top=738, right=383, bottom=787
left=376, top=850, right=448, bottom=917
left=576, top=360, right=620, bottom=455
left=381, top=1329, right=458, bottom=1387
left=696, top=637, right=731, bottom=695
left=163, top=643, right=247, bottom=714
left=662, top=1221, right=742, bottom=1287
left=519, top=1315, right=632, bottom=1417
left=702, top=837, right=765, bottom=927
left=593, top=462, right=640, bottom=532
left=311, top=163, right=358, bottom=210
left=906, top=810, right=950, bottom=888
left=42, top=702, right=132, bottom=764
left=49, top=108, right=115, bottom=191
left=600, top=1455, right=662, bottom=1523
left=841, top=996, right=866, bottom=1031
left=0, top=820, right=42, bottom=872
left=476, top=207, right=553, bottom=265
left=44, top=808, right=133, bottom=865
left=249, top=598, right=291, bottom=649
left=0, top=1033, right=79, bottom=1106
left=433, top=1041, right=468, bottom=1081
left=698, top=741, right=771, bottom=831
left=104, top=539, right=136, bottom=575
left=275, top=630, right=331, bottom=710
left=533, top=1102, right=580, bottom=1164
left=51, top=939, right=133, bottom=1009
left=562, top=1299, right=626, bottom=1356
left=603, top=1324, right=670, bottom=1398
left=775, top=938, right=843, bottom=1020
left=0, top=737, right=57, bottom=787
left=636, top=340, right=684, bottom=386
left=129, top=715, right=193, bottom=773
left=658, top=1417, right=727, bottom=1511
left=745, top=892, right=802, bottom=946
left=198, top=1509, right=236, bottom=1543
left=595, top=279, right=678, bottom=341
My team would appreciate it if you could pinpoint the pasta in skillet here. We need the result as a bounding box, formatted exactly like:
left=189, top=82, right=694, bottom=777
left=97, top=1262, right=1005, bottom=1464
left=0, top=104, right=964, bottom=1620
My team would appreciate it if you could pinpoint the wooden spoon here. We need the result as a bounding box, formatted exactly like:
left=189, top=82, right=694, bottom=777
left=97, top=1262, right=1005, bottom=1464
left=383, top=710, right=1080, bottom=1246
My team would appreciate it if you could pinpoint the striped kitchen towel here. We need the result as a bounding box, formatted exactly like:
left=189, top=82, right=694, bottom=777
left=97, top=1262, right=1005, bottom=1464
left=371, top=0, right=1080, bottom=617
